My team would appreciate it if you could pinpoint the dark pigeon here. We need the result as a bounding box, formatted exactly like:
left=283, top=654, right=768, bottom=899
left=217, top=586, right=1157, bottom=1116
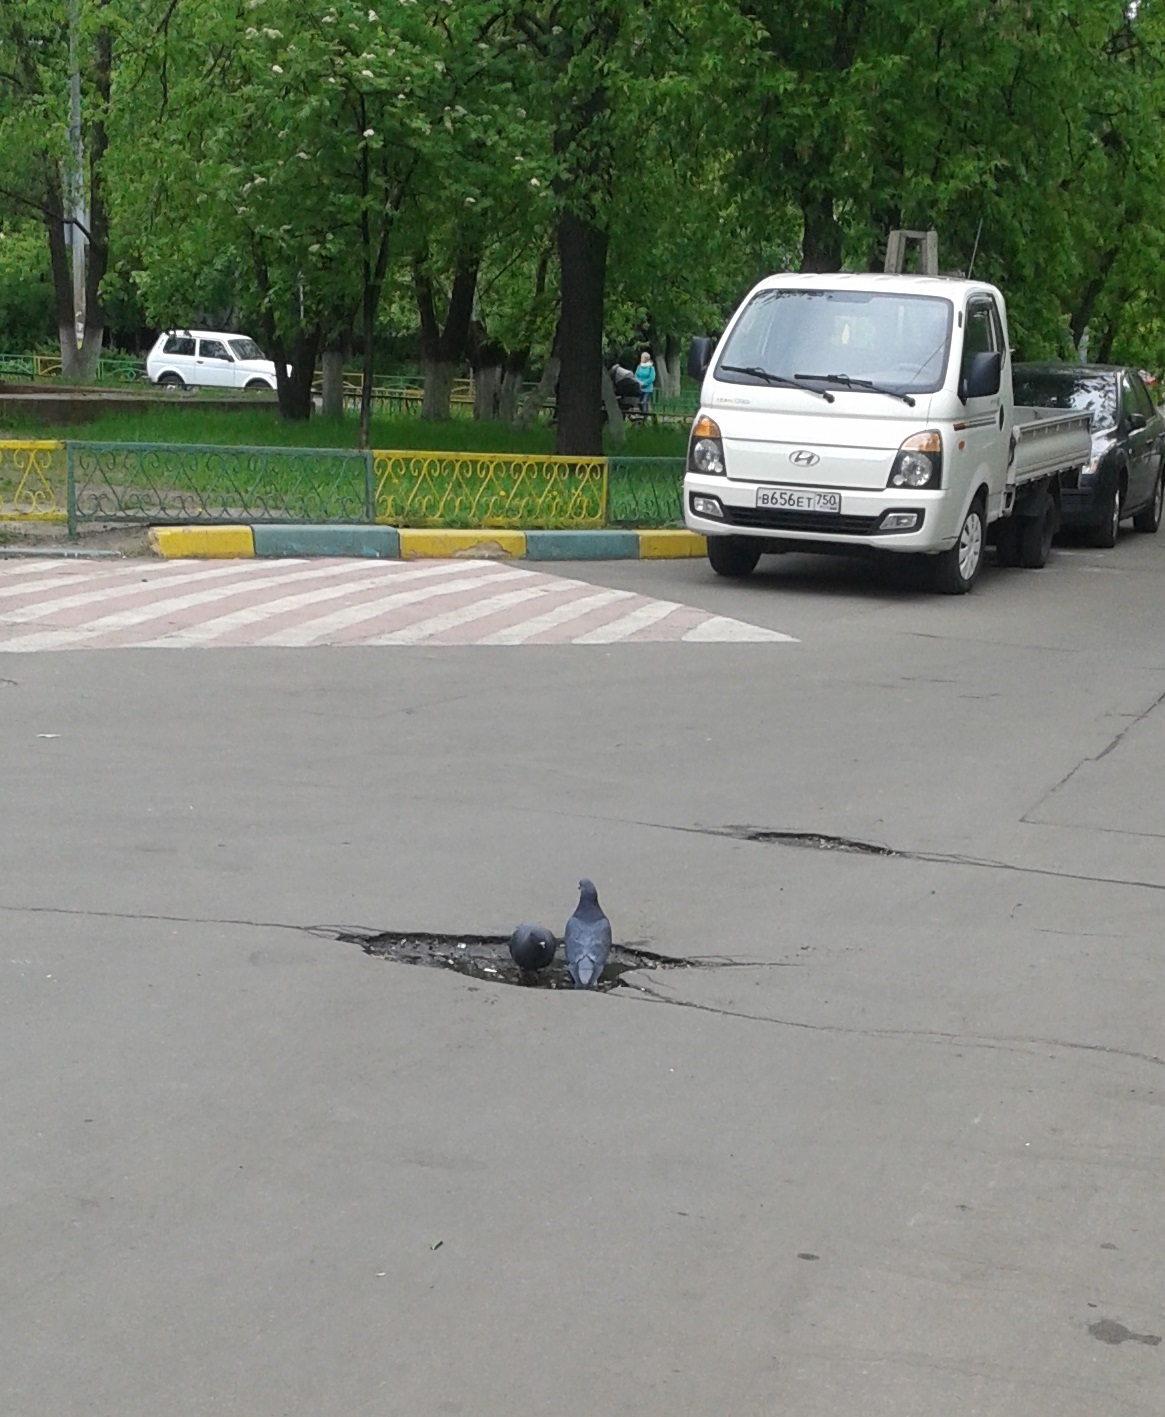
left=508, top=924, right=557, bottom=980
left=564, top=878, right=612, bottom=990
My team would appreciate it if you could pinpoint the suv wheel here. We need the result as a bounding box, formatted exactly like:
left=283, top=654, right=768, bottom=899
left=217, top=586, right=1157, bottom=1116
left=1133, top=464, right=1164, bottom=533
left=157, top=372, right=185, bottom=389
left=1092, top=476, right=1124, bottom=548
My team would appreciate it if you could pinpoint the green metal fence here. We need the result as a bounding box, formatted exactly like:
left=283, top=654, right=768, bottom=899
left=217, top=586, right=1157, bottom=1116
left=607, top=457, right=685, bottom=526
left=0, top=437, right=685, bottom=533
left=69, top=443, right=371, bottom=533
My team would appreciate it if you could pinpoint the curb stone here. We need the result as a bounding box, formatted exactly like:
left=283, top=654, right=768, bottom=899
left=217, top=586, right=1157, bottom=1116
left=148, top=525, right=707, bottom=561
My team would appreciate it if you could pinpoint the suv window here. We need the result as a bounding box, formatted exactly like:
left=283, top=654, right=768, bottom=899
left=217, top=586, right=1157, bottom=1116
left=163, top=335, right=195, bottom=356
left=199, top=339, right=231, bottom=361
left=1129, top=372, right=1155, bottom=419
left=961, top=298, right=1003, bottom=381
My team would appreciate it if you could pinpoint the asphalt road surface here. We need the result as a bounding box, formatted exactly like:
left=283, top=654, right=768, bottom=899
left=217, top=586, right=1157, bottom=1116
left=3, top=534, right=1164, bottom=1416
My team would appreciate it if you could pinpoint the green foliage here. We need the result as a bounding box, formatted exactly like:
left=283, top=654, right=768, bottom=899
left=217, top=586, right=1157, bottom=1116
left=0, top=221, right=55, bottom=348
left=8, top=0, right=1165, bottom=397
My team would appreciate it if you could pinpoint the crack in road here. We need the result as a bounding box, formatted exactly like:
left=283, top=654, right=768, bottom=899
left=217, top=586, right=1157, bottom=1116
left=614, top=979, right=1165, bottom=1069
left=1022, top=683, right=1165, bottom=823
left=1, top=902, right=1160, bottom=1070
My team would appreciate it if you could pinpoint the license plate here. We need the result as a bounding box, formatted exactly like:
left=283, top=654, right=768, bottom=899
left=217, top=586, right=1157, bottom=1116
left=756, top=487, right=841, bottom=513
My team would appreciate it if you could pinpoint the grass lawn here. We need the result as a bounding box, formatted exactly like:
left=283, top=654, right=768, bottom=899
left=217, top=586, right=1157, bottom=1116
left=0, top=405, right=690, bottom=458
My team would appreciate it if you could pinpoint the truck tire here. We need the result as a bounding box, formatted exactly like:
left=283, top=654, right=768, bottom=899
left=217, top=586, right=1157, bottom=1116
left=1019, top=497, right=1056, bottom=568
left=1091, top=475, right=1124, bottom=548
left=1133, top=464, right=1163, bottom=533
left=707, top=535, right=761, bottom=578
left=994, top=518, right=1022, bottom=567
left=930, top=496, right=986, bottom=594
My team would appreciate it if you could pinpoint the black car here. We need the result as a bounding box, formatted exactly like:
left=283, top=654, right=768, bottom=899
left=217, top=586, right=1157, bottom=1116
left=1013, top=363, right=1165, bottom=546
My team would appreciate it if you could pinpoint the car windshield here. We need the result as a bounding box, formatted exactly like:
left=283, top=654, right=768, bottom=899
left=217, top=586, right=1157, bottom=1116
left=715, top=289, right=953, bottom=394
left=229, top=338, right=265, bottom=361
left=1013, top=370, right=1117, bottom=430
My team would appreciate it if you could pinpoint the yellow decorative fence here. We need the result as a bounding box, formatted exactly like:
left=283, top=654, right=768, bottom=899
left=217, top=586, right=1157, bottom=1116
left=0, top=440, right=67, bottom=521
left=371, top=451, right=607, bottom=529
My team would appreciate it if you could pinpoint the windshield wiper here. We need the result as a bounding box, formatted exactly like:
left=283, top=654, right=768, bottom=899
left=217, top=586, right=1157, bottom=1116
left=794, top=372, right=916, bottom=407
left=721, top=364, right=835, bottom=402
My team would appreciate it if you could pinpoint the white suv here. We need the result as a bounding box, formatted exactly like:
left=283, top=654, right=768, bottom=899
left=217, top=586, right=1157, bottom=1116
left=146, top=330, right=280, bottom=390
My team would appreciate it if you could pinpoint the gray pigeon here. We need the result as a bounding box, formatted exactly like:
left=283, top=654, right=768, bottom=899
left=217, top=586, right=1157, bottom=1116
left=508, top=923, right=557, bottom=980
left=564, top=878, right=612, bottom=990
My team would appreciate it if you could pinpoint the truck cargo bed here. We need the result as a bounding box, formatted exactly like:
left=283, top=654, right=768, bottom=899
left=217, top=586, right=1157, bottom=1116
left=1010, top=406, right=1091, bottom=485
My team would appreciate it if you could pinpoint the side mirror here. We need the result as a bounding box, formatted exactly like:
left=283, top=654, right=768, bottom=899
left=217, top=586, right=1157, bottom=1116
left=687, top=336, right=714, bottom=382
left=960, top=349, right=1002, bottom=401
left=1127, top=410, right=1147, bottom=430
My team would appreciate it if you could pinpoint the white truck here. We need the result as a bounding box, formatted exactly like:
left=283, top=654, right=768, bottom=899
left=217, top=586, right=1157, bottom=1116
left=683, top=272, right=1093, bottom=592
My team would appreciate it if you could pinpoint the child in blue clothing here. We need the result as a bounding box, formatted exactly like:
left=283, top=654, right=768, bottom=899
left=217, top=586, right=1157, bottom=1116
left=634, top=351, right=656, bottom=414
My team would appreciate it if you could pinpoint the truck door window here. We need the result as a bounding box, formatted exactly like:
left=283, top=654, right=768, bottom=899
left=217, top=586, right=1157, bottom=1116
left=961, top=300, right=999, bottom=383
left=199, top=339, right=231, bottom=361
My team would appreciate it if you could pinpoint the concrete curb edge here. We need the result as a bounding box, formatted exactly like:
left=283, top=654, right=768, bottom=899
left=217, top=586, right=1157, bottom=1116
left=150, top=525, right=707, bottom=562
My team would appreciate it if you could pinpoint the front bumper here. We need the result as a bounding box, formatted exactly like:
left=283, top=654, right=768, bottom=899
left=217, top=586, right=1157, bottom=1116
left=1059, top=483, right=1106, bottom=527
left=682, top=474, right=961, bottom=553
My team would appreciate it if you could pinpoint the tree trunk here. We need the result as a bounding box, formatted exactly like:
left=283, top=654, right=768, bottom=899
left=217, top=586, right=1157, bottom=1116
left=799, top=189, right=843, bottom=273
left=651, top=334, right=681, bottom=401
left=420, top=358, right=457, bottom=419
left=269, top=326, right=318, bottom=421
left=601, top=367, right=624, bottom=446
left=473, top=363, right=501, bottom=420
left=414, top=254, right=479, bottom=421
left=499, top=349, right=528, bottom=423
left=517, top=351, right=559, bottom=429
left=321, top=348, right=345, bottom=417
left=555, top=209, right=608, bottom=456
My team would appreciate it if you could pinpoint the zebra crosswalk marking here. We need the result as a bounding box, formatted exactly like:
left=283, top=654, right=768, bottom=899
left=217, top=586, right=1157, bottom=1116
left=0, top=557, right=797, bottom=649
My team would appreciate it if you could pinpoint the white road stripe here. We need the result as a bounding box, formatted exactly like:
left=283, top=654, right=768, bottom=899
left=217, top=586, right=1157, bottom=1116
left=253, top=568, right=532, bottom=647
left=0, top=560, right=422, bottom=650
left=683, top=616, right=796, bottom=643
left=0, top=561, right=271, bottom=624
left=145, top=564, right=523, bottom=647
left=370, top=584, right=557, bottom=643
left=252, top=564, right=520, bottom=646
left=572, top=600, right=682, bottom=643
left=477, top=588, right=633, bottom=643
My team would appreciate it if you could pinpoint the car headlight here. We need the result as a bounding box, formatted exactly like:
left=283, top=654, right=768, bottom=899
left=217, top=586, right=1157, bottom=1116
left=688, top=414, right=726, bottom=476
left=887, top=430, right=941, bottom=489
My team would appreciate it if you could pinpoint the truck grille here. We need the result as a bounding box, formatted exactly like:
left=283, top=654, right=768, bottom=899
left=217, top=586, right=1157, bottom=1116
left=721, top=505, right=883, bottom=535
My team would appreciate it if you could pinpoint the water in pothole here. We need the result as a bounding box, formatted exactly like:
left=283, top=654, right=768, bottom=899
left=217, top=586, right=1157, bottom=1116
left=340, top=930, right=695, bottom=991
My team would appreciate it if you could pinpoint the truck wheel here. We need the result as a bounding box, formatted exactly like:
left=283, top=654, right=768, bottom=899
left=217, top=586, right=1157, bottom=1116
left=157, top=372, right=185, bottom=389
left=1091, top=476, right=1124, bottom=548
left=707, top=536, right=761, bottom=578
left=1019, top=498, right=1056, bottom=568
left=1133, top=464, right=1163, bottom=533
left=931, top=496, right=986, bottom=594
left=994, top=518, right=1022, bottom=567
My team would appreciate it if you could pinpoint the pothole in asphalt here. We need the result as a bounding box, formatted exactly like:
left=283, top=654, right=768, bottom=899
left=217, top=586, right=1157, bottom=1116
left=726, top=827, right=898, bottom=856
left=335, top=929, right=698, bottom=991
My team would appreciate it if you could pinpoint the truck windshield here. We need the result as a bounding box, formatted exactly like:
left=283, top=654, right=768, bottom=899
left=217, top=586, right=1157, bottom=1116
left=1013, top=369, right=1117, bottom=431
left=715, top=289, right=952, bottom=395
left=229, top=338, right=266, bottom=361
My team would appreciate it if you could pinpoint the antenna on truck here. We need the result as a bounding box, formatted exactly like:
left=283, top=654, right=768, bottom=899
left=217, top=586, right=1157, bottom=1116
left=966, top=218, right=984, bottom=279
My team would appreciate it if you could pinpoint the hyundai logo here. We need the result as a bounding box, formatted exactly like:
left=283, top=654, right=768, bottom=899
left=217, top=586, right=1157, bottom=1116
left=789, top=449, right=820, bottom=467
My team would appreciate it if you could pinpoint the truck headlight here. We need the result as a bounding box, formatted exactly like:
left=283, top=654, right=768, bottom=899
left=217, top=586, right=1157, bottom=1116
left=888, top=431, right=942, bottom=489
left=688, top=414, right=726, bottom=476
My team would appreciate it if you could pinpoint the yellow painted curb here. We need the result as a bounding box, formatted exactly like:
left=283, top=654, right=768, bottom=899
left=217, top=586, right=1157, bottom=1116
left=637, top=530, right=707, bottom=559
left=398, top=528, right=526, bottom=560
left=149, top=526, right=255, bottom=559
